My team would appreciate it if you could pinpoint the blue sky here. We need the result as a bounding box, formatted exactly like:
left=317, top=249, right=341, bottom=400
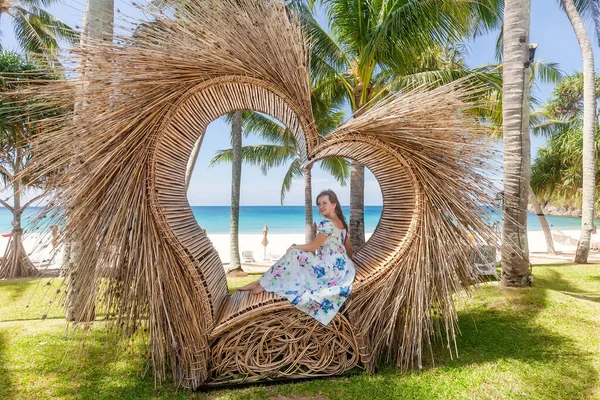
left=1, top=0, right=599, bottom=206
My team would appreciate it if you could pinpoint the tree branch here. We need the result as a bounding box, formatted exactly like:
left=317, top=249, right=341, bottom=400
left=0, top=199, right=14, bottom=214
left=21, top=193, right=45, bottom=212
left=0, top=165, right=13, bottom=181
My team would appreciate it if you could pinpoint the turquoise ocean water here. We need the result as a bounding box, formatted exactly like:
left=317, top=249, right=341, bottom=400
left=0, top=206, right=596, bottom=234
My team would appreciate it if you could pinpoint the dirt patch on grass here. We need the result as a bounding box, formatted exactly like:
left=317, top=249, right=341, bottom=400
left=226, top=269, right=250, bottom=278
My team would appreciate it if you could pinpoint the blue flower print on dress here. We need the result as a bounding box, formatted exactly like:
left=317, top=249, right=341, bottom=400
left=320, top=299, right=334, bottom=314
left=312, top=265, right=325, bottom=278
left=339, top=286, right=351, bottom=297
left=258, top=219, right=355, bottom=325
left=334, top=257, right=346, bottom=272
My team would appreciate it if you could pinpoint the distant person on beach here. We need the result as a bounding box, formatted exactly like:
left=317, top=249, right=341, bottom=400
left=238, top=189, right=355, bottom=325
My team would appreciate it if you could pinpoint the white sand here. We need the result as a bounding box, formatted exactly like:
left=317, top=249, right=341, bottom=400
left=1, top=229, right=597, bottom=268
left=210, top=233, right=374, bottom=264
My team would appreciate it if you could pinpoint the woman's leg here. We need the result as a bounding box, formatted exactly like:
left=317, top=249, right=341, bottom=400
left=238, top=281, right=259, bottom=291
left=238, top=280, right=265, bottom=294
left=251, top=281, right=265, bottom=294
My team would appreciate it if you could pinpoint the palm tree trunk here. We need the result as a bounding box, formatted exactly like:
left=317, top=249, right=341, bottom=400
left=563, top=0, right=596, bottom=263
left=304, top=164, right=314, bottom=243
left=185, top=131, right=206, bottom=191
left=349, top=162, right=365, bottom=249
left=529, top=185, right=555, bottom=255
left=66, top=0, right=114, bottom=321
left=349, top=99, right=366, bottom=250
left=501, top=0, right=532, bottom=287
left=228, top=111, right=243, bottom=273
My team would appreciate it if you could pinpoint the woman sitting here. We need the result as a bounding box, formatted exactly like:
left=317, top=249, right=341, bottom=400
left=239, top=189, right=355, bottom=325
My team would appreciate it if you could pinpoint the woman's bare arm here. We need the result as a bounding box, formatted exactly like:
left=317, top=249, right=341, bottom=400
left=288, top=233, right=328, bottom=253
left=344, top=234, right=353, bottom=258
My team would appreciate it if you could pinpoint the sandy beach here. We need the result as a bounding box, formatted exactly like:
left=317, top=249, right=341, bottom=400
left=3, top=229, right=600, bottom=270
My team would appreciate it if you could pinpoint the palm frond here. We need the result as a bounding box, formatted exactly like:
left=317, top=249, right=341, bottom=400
left=318, top=156, right=350, bottom=185
left=279, top=157, right=303, bottom=205
left=242, top=112, right=296, bottom=147
left=530, top=109, right=576, bottom=138
left=532, top=60, right=564, bottom=85
left=209, top=144, right=296, bottom=174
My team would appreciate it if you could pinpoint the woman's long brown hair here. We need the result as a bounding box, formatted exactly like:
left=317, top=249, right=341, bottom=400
left=316, top=189, right=349, bottom=232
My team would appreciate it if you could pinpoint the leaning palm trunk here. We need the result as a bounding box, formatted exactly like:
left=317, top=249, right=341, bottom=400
left=228, top=111, right=243, bottom=272
left=304, top=164, right=314, bottom=243
left=185, top=132, right=205, bottom=191
left=66, top=0, right=114, bottom=322
left=563, top=0, right=596, bottom=263
left=501, top=0, right=532, bottom=287
left=529, top=185, right=555, bottom=255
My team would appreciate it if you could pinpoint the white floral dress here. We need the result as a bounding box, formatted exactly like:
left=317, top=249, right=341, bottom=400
left=259, top=219, right=355, bottom=325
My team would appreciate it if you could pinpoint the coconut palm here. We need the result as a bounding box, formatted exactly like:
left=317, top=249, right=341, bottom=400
left=501, top=0, right=532, bottom=287
left=65, top=0, right=114, bottom=322
left=291, top=0, right=504, bottom=249
left=0, top=51, right=60, bottom=279
left=559, top=0, right=599, bottom=263
left=0, top=0, right=76, bottom=63
left=229, top=111, right=243, bottom=273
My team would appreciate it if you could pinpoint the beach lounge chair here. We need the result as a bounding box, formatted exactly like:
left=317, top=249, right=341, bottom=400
left=241, top=250, right=254, bottom=263
left=473, top=245, right=500, bottom=280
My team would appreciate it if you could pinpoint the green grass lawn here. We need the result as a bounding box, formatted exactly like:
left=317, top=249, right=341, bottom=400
left=0, top=265, right=599, bottom=399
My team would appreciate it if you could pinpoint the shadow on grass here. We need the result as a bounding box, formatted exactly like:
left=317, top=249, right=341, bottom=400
left=0, top=278, right=42, bottom=303
left=536, top=269, right=600, bottom=304
left=266, top=298, right=598, bottom=400
left=1, top=324, right=189, bottom=400
left=0, top=330, right=13, bottom=399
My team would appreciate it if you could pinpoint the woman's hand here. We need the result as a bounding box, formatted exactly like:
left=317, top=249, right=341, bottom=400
left=286, top=244, right=296, bottom=253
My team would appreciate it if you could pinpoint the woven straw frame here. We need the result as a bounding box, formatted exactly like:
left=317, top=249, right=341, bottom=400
left=15, top=0, right=501, bottom=389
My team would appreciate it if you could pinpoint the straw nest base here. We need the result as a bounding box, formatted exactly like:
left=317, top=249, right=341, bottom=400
left=208, top=310, right=359, bottom=385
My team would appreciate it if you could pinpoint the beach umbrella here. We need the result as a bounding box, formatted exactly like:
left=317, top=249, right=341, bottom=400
left=261, top=225, right=269, bottom=261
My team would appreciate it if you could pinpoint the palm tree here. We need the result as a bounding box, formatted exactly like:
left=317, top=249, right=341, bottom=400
left=229, top=111, right=243, bottom=273
left=0, top=51, right=58, bottom=279
left=560, top=0, right=599, bottom=263
left=501, top=0, right=532, bottom=287
left=65, top=0, right=114, bottom=322
left=0, top=0, right=76, bottom=63
left=210, top=94, right=350, bottom=244
left=292, top=0, right=504, bottom=249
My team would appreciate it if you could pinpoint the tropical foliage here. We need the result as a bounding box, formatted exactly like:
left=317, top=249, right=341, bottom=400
left=531, top=73, right=600, bottom=208
left=290, top=0, right=505, bottom=248
left=0, top=0, right=76, bottom=63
